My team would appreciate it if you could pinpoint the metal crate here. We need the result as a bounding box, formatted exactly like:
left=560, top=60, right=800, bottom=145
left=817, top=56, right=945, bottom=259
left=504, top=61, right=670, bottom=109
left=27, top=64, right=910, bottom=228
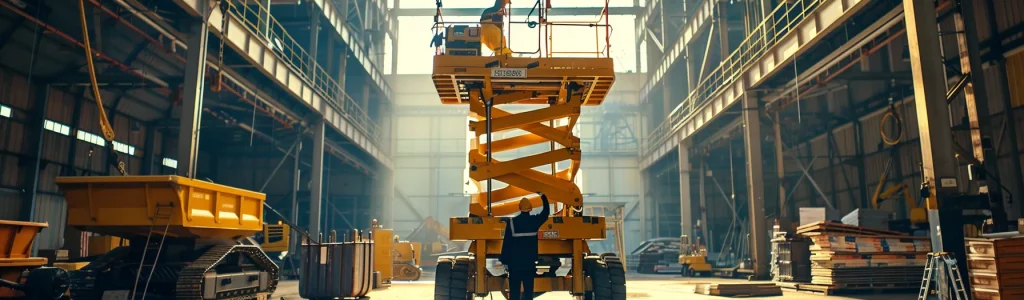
left=299, top=234, right=375, bottom=299
left=772, top=238, right=811, bottom=282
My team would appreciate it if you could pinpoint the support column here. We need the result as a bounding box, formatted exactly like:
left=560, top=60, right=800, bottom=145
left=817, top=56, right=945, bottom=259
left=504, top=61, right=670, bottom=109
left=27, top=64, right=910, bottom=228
left=337, top=49, right=348, bottom=96
left=21, top=85, right=49, bottom=222
left=63, top=88, right=86, bottom=176
left=954, top=0, right=1008, bottom=228
left=698, top=157, right=708, bottom=245
left=308, top=3, right=321, bottom=83
left=309, top=120, right=325, bottom=237
left=639, top=170, right=650, bottom=240
left=177, top=6, right=210, bottom=178
left=905, top=0, right=963, bottom=296
left=741, top=92, right=768, bottom=279
left=773, top=110, right=787, bottom=223
left=685, top=46, right=699, bottom=96
left=362, top=78, right=372, bottom=113
left=678, top=145, right=693, bottom=238
left=291, top=140, right=302, bottom=244
left=142, top=124, right=156, bottom=175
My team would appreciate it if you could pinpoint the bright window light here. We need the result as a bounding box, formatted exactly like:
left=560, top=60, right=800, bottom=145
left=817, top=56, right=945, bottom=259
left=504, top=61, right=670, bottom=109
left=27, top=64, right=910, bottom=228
left=162, top=158, right=178, bottom=169
left=112, top=141, right=136, bottom=156
left=43, top=120, right=70, bottom=136
left=0, top=105, right=10, bottom=118
left=76, top=130, right=106, bottom=146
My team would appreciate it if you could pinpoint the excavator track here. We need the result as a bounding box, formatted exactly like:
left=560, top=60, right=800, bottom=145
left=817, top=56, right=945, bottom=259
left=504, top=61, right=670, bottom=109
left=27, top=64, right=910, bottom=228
left=69, top=244, right=278, bottom=300
left=175, top=244, right=279, bottom=300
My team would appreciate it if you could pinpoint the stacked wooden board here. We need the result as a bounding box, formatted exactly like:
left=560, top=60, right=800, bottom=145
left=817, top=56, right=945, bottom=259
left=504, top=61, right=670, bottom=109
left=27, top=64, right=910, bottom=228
left=966, top=236, right=1024, bottom=300
left=796, top=222, right=930, bottom=293
left=693, top=283, right=782, bottom=297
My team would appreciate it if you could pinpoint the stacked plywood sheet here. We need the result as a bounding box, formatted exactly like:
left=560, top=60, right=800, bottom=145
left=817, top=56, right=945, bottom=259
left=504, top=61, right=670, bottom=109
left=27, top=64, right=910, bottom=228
left=693, top=283, right=782, bottom=297
left=797, top=222, right=929, bottom=293
left=966, top=236, right=1024, bottom=300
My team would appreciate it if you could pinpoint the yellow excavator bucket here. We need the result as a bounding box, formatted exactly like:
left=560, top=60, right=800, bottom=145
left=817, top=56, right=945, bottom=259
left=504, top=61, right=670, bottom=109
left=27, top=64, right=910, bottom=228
left=54, top=175, right=266, bottom=239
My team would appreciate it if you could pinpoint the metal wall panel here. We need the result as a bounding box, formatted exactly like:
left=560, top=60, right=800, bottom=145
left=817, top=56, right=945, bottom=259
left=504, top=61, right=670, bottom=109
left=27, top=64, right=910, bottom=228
left=32, top=194, right=67, bottom=250
left=0, top=68, right=33, bottom=109
left=0, top=194, right=18, bottom=220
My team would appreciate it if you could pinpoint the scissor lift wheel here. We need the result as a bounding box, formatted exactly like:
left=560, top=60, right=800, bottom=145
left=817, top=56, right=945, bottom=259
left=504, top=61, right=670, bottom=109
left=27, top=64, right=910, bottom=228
left=434, top=256, right=474, bottom=300
left=583, top=255, right=625, bottom=300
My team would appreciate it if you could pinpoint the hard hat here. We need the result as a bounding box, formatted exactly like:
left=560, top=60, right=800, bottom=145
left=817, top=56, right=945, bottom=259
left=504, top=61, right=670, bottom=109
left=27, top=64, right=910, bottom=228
left=519, top=198, right=532, bottom=212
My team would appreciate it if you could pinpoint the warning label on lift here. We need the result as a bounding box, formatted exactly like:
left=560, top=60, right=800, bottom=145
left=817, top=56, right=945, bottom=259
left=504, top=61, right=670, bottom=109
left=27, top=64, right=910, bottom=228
left=491, top=68, right=527, bottom=78
left=540, top=230, right=559, bottom=239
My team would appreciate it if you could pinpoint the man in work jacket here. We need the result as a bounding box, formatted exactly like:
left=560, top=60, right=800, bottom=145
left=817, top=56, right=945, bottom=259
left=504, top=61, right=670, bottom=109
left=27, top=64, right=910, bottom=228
left=480, top=0, right=513, bottom=55
left=499, top=192, right=551, bottom=300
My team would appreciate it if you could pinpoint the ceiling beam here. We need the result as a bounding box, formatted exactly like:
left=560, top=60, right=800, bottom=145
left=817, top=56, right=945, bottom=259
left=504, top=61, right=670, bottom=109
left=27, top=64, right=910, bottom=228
left=393, top=6, right=641, bottom=17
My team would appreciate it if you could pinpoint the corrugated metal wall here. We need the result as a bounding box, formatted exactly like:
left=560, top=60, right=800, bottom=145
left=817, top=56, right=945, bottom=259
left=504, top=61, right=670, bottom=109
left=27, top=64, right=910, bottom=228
left=0, top=67, right=157, bottom=250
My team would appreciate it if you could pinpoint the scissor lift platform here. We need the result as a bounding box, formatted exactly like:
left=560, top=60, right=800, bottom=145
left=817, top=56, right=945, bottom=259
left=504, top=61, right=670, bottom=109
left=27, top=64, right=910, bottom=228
left=432, top=55, right=616, bottom=105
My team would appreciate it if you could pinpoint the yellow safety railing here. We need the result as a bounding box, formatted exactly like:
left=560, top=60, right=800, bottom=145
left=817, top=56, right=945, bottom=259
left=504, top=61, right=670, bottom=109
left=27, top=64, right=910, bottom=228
left=431, top=0, right=613, bottom=58
left=223, top=0, right=388, bottom=152
left=642, top=0, right=824, bottom=157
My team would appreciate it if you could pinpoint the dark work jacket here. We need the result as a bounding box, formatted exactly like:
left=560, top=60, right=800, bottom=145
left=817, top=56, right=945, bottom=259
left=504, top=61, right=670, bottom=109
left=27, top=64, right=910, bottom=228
left=498, top=195, right=551, bottom=270
left=480, top=5, right=504, bottom=25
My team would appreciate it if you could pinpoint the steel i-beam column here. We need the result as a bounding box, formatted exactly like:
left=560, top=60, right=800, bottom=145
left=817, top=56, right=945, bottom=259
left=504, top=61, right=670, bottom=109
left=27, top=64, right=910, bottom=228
left=177, top=1, right=210, bottom=178
left=308, top=3, right=320, bottom=83
left=679, top=145, right=693, bottom=238
left=904, top=0, right=962, bottom=296
left=309, top=120, right=325, bottom=238
left=291, top=140, right=303, bottom=250
left=774, top=110, right=788, bottom=223
left=954, top=0, right=1008, bottom=227
left=698, top=156, right=708, bottom=246
left=741, top=92, right=768, bottom=279
left=640, top=170, right=650, bottom=240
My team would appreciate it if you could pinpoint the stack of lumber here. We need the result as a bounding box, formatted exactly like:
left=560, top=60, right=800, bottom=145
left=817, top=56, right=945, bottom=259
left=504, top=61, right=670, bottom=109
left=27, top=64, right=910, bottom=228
left=966, top=236, right=1024, bottom=300
left=797, top=222, right=929, bottom=292
left=693, top=283, right=782, bottom=297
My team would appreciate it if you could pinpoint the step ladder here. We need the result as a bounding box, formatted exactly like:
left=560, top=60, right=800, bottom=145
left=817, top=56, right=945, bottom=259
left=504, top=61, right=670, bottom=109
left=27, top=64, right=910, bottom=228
left=130, top=205, right=173, bottom=300
left=917, top=252, right=969, bottom=300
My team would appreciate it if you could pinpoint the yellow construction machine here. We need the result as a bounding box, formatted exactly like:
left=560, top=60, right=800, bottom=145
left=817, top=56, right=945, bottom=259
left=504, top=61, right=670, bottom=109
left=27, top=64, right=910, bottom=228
left=871, top=182, right=927, bottom=226
left=406, top=217, right=466, bottom=267
left=678, top=235, right=712, bottom=277
left=430, top=2, right=624, bottom=298
left=0, top=220, right=70, bottom=300
left=54, top=176, right=280, bottom=300
left=392, top=236, right=423, bottom=281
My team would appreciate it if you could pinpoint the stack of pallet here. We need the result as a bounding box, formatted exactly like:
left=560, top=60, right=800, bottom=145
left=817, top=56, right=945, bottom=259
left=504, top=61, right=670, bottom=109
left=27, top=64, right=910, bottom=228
left=693, top=283, right=782, bottom=297
left=966, top=236, right=1024, bottom=299
left=794, top=222, right=930, bottom=294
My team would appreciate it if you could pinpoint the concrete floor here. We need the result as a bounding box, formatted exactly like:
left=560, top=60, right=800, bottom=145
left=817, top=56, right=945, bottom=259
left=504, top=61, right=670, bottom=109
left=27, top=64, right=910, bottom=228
left=273, top=271, right=918, bottom=299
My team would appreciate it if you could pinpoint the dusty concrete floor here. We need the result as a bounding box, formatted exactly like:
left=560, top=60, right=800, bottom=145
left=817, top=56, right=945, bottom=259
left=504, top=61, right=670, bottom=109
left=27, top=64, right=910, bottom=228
left=273, top=271, right=917, bottom=299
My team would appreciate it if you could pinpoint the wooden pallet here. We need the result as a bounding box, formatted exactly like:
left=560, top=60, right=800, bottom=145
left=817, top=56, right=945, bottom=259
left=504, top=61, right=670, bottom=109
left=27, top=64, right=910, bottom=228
left=779, top=283, right=918, bottom=296
left=694, top=283, right=782, bottom=297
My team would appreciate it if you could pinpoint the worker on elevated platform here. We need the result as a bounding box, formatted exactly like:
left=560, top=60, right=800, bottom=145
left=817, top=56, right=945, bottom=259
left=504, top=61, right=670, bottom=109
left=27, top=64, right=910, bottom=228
left=481, top=0, right=513, bottom=55
left=499, top=192, right=550, bottom=300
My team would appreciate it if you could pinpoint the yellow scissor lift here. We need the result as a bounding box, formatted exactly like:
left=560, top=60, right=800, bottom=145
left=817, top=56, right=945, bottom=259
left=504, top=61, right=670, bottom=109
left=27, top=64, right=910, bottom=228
left=430, top=3, right=624, bottom=299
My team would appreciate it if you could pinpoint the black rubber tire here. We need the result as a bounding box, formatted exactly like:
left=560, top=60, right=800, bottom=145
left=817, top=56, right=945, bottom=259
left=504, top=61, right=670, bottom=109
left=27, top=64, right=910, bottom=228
left=434, top=257, right=454, bottom=300
left=583, top=255, right=613, bottom=300
left=450, top=257, right=473, bottom=300
left=603, top=255, right=627, bottom=300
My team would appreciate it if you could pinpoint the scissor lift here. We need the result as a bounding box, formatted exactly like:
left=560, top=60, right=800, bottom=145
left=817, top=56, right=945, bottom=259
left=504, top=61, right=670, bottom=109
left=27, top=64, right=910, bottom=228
left=430, top=3, right=624, bottom=299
